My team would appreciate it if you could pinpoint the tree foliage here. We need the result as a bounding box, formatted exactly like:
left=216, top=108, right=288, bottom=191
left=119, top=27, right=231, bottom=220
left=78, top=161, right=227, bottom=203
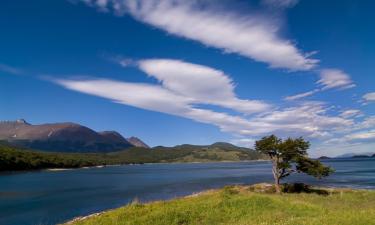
left=255, top=135, right=333, bottom=193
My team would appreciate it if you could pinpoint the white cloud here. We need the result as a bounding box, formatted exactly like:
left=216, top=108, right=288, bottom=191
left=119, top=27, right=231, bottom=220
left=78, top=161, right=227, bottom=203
left=284, top=69, right=356, bottom=101
left=317, top=69, right=355, bottom=90
left=53, top=59, right=270, bottom=134
left=230, top=138, right=256, bottom=148
left=363, top=92, right=375, bottom=102
left=55, top=79, right=194, bottom=114
left=52, top=59, right=354, bottom=141
left=339, top=109, right=362, bottom=118
left=245, top=101, right=353, bottom=138
left=284, top=89, right=319, bottom=101
left=345, top=130, right=375, bottom=142
left=353, top=116, right=375, bottom=130
left=136, top=59, right=270, bottom=114
left=53, top=78, right=257, bottom=134
left=55, top=77, right=353, bottom=139
left=80, top=0, right=318, bottom=71
left=284, top=69, right=355, bottom=101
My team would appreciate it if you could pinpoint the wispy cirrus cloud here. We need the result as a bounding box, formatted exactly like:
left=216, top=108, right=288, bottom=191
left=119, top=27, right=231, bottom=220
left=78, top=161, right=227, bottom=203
left=53, top=59, right=270, bottom=135
left=363, top=92, right=375, bottom=102
left=78, top=0, right=318, bottom=71
left=284, top=89, right=320, bottom=101
left=246, top=101, right=353, bottom=138
left=285, top=69, right=356, bottom=101
left=55, top=78, right=355, bottom=138
left=136, top=59, right=270, bottom=114
left=339, top=109, right=362, bottom=119
left=317, top=69, right=355, bottom=90
left=76, top=0, right=357, bottom=105
left=54, top=78, right=259, bottom=135
left=230, top=138, right=256, bottom=148
left=345, top=130, right=375, bottom=142
left=52, top=58, right=355, bottom=141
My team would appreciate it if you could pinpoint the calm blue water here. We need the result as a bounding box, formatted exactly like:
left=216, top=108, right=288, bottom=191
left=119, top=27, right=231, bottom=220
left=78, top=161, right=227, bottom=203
left=0, top=158, right=374, bottom=225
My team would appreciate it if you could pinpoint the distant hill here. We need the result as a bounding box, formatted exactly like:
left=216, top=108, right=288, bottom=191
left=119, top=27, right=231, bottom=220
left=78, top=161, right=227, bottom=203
left=335, top=152, right=374, bottom=159
left=0, top=142, right=267, bottom=171
left=318, top=156, right=331, bottom=160
left=351, top=155, right=371, bottom=158
left=151, top=142, right=266, bottom=162
left=0, top=119, right=147, bottom=153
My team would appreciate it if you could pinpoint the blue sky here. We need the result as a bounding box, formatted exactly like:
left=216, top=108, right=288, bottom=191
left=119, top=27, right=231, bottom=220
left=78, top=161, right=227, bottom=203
left=0, top=0, right=374, bottom=157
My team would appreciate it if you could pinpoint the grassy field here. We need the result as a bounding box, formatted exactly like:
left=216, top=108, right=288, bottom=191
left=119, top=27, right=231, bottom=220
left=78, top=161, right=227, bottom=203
left=64, top=184, right=375, bottom=225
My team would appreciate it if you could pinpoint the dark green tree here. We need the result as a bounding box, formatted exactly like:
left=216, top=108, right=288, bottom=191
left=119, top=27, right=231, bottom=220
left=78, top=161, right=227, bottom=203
left=255, top=135, right=333, bottom=193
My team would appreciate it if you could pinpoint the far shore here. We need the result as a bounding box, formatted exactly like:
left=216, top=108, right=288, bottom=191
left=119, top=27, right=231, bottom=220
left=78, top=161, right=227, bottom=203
left=2, top=159, right=271, bottom=174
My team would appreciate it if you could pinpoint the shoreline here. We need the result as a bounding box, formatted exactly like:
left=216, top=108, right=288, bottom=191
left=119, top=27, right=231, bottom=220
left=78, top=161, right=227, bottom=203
left=1, top=159, right=270, bottom=173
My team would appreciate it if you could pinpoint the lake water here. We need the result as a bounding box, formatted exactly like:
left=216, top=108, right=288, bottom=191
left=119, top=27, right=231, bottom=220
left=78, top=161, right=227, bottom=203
left=1, top=158, right=375, bottom=225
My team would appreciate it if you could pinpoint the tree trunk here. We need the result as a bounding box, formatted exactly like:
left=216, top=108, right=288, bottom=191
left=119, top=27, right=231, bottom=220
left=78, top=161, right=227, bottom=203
left=272, top=158, right=281, bottom=194
left=275, top=176, right=281, bottom=194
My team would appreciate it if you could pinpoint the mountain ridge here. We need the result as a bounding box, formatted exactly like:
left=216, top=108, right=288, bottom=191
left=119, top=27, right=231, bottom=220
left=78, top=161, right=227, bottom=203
left=0, top=119, right=147, bottom=153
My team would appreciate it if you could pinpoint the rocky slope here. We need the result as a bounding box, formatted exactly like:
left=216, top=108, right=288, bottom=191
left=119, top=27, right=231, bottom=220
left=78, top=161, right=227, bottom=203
left=126, top=136, right=150, bottom=148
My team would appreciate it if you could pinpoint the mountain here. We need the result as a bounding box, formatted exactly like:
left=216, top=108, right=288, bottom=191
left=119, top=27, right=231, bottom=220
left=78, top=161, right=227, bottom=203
left=126, top=137, right=150, bottom=148
left=0, top=119, right=147, bottom=153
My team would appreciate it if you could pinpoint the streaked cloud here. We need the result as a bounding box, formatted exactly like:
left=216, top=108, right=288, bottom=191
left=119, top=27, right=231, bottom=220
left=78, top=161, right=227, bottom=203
left=55, top=79, right=194, bottom=114
left=53, top=59, right=270, bottom=134
left=53, top=78, right=257, bottom=134
left=284, top=89, right=319, bottom=101
left=79, top=0, right=318, bottom=71
left=246, top=101, right=353, bottom=138
left=317, top=69, right=355, bottom=90
left=352, top=116, right=375, bottom=131
left=230, top=138, right=256, bottom=148
left=52, top=60, right=354, bottom=140
left=285, top=69, right=355, bottom=101
left=339, top=109, right=362, bottom=118
left=345, top=130, right=375, bottom=142
left=75, top=1, right=355, bottom=103
left=136, top=59, right=270, bottom=114
left=363, top=92, right=375, bottom=102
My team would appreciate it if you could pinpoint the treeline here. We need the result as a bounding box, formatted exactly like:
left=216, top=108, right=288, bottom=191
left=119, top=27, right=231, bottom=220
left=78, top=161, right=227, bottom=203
left=0, top=142, right=267, bottom=172
left=0, top=144, right=103, bottom=171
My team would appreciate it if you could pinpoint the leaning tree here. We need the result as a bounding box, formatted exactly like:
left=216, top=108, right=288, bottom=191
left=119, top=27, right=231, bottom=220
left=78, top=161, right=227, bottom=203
left=255, top=135, right=333, bottom=193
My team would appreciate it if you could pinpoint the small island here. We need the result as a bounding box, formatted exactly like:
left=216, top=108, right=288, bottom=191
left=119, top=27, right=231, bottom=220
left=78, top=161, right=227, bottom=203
left=318, top=156, right=331, bottom=160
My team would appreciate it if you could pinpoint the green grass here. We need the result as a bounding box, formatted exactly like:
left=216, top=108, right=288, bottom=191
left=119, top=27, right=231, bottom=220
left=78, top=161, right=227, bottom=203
left=64, top=185, right=375, bottom=225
